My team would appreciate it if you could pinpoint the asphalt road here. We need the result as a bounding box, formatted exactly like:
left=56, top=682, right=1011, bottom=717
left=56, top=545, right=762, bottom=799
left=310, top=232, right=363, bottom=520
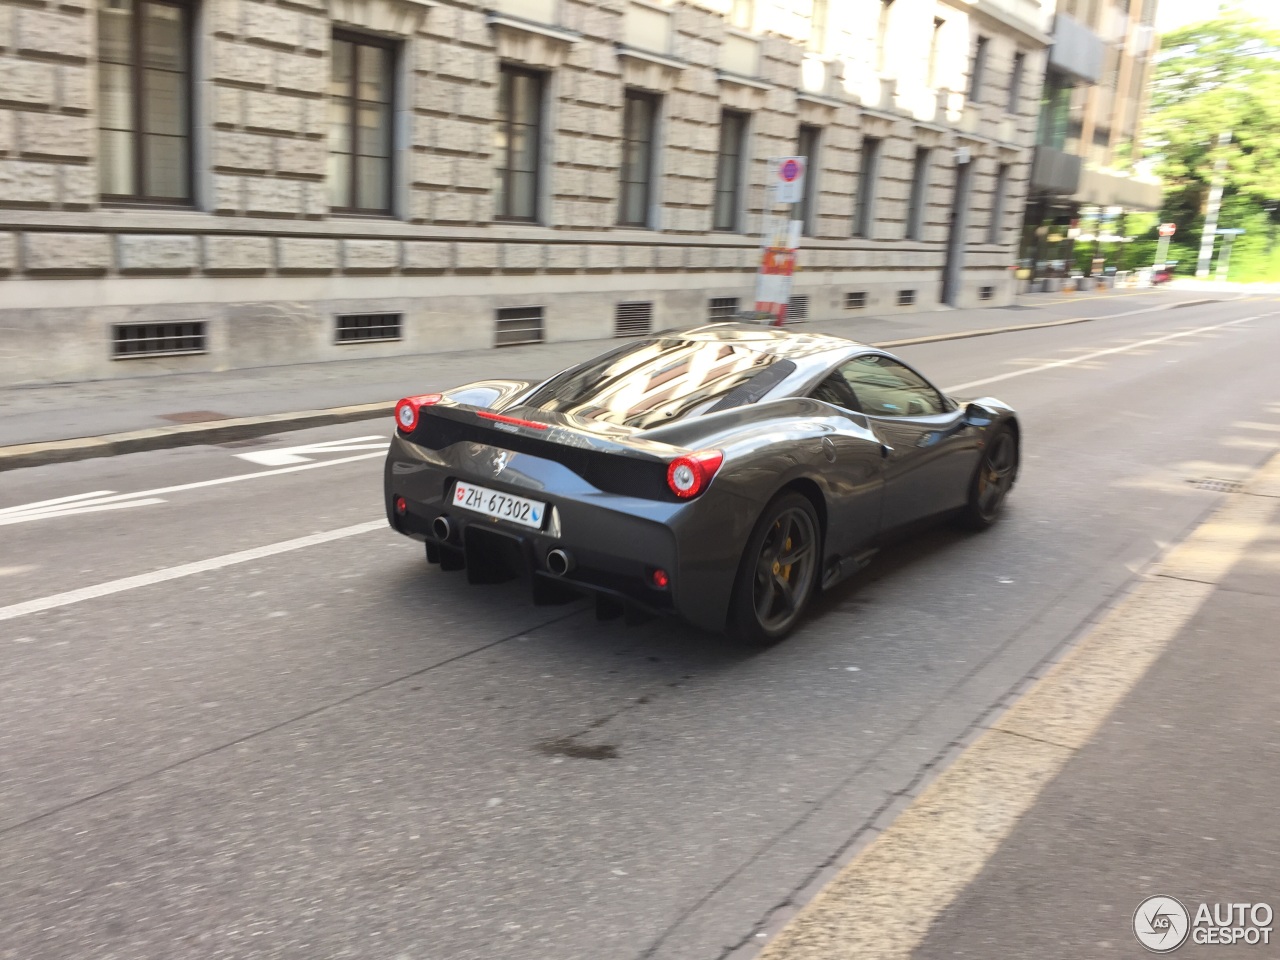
left=1, top=296, right=1278, bottom=960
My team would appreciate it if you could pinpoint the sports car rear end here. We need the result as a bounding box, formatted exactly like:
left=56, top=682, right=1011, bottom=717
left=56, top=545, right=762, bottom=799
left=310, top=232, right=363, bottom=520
left=384, top=396, right=754, bottom=631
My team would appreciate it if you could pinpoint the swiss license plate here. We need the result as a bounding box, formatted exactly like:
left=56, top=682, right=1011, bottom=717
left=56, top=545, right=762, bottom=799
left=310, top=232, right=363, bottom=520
left=452, top=481, right=546, bottom=529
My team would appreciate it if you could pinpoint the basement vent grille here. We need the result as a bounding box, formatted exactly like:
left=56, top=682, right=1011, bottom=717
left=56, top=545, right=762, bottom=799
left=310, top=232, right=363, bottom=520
left=112, top=322, right=206, bottom=359
left=898, top=289, right=917, bottom=306
left=708, top=297, right=739, bottom=321
left=979, top=286, right=995, bottom=301
left=1187, top=477, right=1245, bottom=493
left=495, top=306, right=544, bottom=347
left=787, top=295, right=810, bottom=322
left=845, top=291, right=867, bottom=309
left=336, top=313, right=402, bottom=343
left=615, top=301, right=653, bottom=337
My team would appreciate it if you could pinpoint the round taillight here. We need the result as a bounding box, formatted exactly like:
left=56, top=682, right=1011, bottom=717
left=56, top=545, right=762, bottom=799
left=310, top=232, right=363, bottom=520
left=394, top=496, right=407, bottom=515
left=651, top=568, right=670, bottom=589
left=394, top=394, right=442, bottom=434
left=395, top=400, right=419, bottom=433
left=666, top=450, right=724, bottom=499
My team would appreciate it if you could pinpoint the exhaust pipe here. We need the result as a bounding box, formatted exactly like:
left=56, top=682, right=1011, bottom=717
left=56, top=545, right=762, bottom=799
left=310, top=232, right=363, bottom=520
left=546, top=548, right=574, bottom=577
left=432, top=516, right=453, bottom=541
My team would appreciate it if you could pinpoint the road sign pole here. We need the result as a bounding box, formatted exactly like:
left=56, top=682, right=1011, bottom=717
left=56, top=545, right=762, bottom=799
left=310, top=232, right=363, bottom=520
left=1217, top=233, right=1236, bottom=281
left=1154, top=235, right=1170, bottom=270
left=754, top=157, right=806, bottom=325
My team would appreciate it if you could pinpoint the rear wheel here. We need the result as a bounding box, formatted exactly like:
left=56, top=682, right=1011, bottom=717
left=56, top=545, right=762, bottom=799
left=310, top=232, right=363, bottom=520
left=727, top=493, right=821, bottom=647
left=960, top=426, right=1018, bottom=529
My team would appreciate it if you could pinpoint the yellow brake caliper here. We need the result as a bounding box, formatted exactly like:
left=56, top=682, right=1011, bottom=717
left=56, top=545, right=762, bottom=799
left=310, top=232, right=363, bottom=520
left=773, top=531, right=794, bottom=581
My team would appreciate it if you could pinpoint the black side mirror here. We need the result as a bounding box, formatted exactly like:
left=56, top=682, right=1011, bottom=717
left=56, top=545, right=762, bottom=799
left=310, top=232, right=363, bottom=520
left=964, top=401, right=995, bottom=426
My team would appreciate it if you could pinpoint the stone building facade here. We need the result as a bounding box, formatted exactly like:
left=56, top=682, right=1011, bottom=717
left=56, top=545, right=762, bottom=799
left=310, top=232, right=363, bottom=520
left=0, top=0, right=1049, bottom=383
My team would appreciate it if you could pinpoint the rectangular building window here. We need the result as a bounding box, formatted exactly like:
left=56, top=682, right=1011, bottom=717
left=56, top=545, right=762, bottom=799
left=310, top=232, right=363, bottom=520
left=619, top=90, right=658, bottom=227
left=1038, top=73, right=1074, bottom=149
left=330, top=33, right=395, bottom=214
left=495, top=65, right=544, bottom=222
left=905, top=147, right=930, bottom=240
left=853, top=136, right=881, bottom=238
left=875, top=0, right=894, bottom=74
left=989, top=163, right=1009, bottom=244
left=713, top=110, right=748, bottom=232
left=98, top=0, right=193, bottom=202
left=796, top=124, right=820, bottom=236
left=1008, top=51, right=1025, bottom=113
left=969, top=35, right=989, bottom=101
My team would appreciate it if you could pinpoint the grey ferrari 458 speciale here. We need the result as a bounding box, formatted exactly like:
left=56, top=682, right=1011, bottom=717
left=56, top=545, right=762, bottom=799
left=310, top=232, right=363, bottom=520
left=385, top=322, right=1019, bottom=645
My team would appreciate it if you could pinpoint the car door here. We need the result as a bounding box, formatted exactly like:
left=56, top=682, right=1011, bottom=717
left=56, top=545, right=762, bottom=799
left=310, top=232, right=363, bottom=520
left=834, top=353, right=981, bottom=531
left=805, top=369, right=886, bottom=560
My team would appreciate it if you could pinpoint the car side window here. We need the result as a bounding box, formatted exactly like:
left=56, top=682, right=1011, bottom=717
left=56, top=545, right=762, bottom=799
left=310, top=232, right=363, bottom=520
left=838, top=355, right=946, bottom=417
left=810, top=371, right=862, bottom=412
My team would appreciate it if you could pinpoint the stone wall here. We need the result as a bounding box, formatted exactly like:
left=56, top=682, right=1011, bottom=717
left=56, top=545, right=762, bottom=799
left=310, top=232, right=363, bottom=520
left=0, top=0, right=1046, bottom=382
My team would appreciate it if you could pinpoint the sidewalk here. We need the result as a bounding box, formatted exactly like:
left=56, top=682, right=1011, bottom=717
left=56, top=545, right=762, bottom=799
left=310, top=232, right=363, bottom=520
left=757, top=454, right=1280, bottom=960
left=912, top=481, right=1280, bottom=957
left=0, top=288, right=1182, bottom=468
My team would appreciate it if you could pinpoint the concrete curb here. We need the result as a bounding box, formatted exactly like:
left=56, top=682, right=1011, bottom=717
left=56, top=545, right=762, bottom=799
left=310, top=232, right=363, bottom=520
left=0, top=294, right=1224, bottom=474
left=0, top=402, right=394, bottom=472
left=751, top=451, right=1280, bottom=960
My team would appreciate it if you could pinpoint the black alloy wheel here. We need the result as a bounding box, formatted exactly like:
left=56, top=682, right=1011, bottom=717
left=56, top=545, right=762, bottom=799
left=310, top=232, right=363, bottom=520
left=963, top=427, right=1018, bottom=528
left=728, top=492, right=821, bottom=646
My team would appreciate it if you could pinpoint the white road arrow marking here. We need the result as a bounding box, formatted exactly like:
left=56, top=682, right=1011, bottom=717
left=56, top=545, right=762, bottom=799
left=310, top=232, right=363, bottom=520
left=0, top=452, right=384, bottom=526
left=234, top=436, right=390, bottom=466
left=0, top=491, right=169, bottom=527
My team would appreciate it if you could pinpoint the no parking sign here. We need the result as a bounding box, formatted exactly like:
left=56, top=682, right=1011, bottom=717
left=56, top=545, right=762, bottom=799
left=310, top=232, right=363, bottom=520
left=771, top=156, right=807, bottom=204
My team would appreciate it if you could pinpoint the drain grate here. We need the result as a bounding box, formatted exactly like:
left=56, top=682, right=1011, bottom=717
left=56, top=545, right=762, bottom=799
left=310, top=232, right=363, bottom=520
left=1187, top=477, right=1245, bottom=493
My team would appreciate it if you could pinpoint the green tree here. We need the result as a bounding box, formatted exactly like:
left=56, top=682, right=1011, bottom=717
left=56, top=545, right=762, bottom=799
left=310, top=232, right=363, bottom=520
left=1146, top=14, right=1280, bottom=279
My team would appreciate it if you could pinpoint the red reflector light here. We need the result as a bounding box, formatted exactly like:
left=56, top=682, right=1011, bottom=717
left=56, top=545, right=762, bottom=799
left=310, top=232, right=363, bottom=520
left=394, top=394, right=442, bottom=433
left=666, top=449, right=724, bottom=499
left=651, top=568, right=670, bottom=589
left=394, top=496, right=407, bottom=515
left=477, top=411, right=549, bottom=430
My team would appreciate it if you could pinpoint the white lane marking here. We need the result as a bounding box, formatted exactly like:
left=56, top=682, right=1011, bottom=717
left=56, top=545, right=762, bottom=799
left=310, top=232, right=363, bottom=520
left=0, top=498, right=168, bottom=527
left=0, top=452, right=385, bottom=526
left=235, top=436, right=390, bottom=466
left=0, top=491, right=116, bottom=517
left=943, top=315, right=1265, bottom=394
left=0, top=520, right=384, bottom=623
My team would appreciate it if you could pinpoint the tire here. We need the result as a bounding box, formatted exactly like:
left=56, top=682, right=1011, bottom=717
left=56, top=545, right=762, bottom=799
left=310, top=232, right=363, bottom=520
left=726, top=492, right=822, bottom=647
left=960, top=425, right=1018, bottom=529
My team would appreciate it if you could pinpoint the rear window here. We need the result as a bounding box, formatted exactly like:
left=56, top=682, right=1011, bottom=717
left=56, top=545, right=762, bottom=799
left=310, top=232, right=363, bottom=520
left=521, top=337, right=781, bottom=428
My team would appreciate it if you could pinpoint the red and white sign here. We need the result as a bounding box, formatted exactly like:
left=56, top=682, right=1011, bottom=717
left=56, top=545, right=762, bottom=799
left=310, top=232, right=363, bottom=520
left=771, top=156, right=807, bottom=204
left=754, top=216, right=803, bottom=325
left=1159, top=223, right=1177, bottom=237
